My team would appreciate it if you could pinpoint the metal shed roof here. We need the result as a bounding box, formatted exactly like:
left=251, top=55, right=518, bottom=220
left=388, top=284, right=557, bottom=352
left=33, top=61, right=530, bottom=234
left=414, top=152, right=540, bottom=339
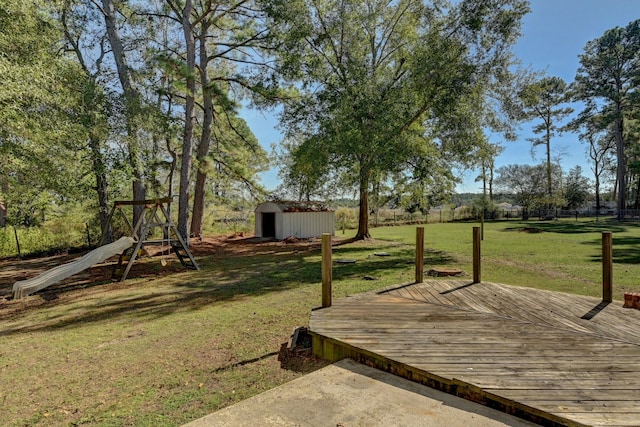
left=255, top=201, right=334, bottom=213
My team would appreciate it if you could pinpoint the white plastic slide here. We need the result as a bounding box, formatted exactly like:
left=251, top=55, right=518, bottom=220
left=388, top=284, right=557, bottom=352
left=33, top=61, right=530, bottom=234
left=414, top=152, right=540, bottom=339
left=12, top=236, right=135, bottom=299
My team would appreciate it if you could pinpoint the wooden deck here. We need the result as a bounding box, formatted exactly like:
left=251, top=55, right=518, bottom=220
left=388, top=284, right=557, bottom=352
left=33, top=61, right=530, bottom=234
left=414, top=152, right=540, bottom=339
left=309, top=280, right=640, bottom=427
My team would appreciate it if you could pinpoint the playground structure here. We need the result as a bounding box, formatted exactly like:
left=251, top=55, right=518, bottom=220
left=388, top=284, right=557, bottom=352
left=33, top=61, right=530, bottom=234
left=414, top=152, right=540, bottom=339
left=12, top=198, right=199, bottom=299
left=101, top=198, right=199, bottom=282
left=12, top=236, right=135, bottom=299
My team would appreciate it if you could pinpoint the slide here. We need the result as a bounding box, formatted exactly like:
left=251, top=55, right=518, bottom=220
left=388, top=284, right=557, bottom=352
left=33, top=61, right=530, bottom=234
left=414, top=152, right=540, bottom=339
left=12, top=236, right=135, bottom=299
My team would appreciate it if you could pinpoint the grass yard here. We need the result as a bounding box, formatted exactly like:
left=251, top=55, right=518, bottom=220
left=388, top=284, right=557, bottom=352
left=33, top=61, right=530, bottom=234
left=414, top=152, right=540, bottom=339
left=0, top=236, right=414, bottom=426
left=372, top=218, right=640, bottom=300
left=0, top=219, right=638, bottom=426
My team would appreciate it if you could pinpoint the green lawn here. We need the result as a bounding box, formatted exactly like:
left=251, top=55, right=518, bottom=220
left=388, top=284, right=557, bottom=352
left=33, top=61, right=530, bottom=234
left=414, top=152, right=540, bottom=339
left=1, top=219, right=639, bottom=426
left=372, top=218, right=640, bottom=300
left=0, top=237, right=413, bottom=426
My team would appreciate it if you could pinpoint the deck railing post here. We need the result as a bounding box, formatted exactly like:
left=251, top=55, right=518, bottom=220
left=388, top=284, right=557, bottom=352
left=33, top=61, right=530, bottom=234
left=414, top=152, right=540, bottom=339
left=415, top=227, right=424, bottom=283
left=473, top=226, right=481, bottom=284
left=322, top=233, right=332, bottom=307
left=602, top=231, right=613, bottom=303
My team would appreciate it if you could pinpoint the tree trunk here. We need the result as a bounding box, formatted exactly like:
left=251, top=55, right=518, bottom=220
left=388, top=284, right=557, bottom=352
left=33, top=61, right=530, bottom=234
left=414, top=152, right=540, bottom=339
left=88, top=133, right=112, bottom=241
left=62, top=4, right=113, bottom=241
left=488, top=159, right=495, bottom=201
left=355, top=164, right=371, bottom=239
left=101, top=0, right=145, bottom=223
left=481, top=164, right=487, bottom=195
left=594, top=161, right=601, bottom=211
left=545, top=131, right=552, bottom=197
left=165, top=133, right=177, bottom=218
left=635, top=174, right=640, bottom=210
left=177, top=0, right=195, bottom=244
left=0, top=177, right=7, bottom=227
left=614, top=103, right=626, bottom=220
left=190, top=26, right=214, bottom=240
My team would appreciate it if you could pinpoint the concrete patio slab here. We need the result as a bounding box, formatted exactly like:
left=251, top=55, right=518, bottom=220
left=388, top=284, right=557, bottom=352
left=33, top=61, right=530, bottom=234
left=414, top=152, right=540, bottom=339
left=183, top=358, right=537, bottom=427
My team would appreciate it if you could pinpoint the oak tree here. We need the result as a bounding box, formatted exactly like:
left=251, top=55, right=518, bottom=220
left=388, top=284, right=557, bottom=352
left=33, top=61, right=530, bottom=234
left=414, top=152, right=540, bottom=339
left=268, top=0, right=529, bottom=239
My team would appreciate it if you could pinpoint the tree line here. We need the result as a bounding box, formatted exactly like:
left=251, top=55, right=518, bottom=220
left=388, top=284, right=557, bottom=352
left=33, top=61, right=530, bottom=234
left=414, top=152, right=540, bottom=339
left=1, top=0, right=273, bottom=242
left=0, top=0, right=638, bottom=243
left=274, top=3, right=640, bottom=236
left=493, top=19, right=640, bottom=222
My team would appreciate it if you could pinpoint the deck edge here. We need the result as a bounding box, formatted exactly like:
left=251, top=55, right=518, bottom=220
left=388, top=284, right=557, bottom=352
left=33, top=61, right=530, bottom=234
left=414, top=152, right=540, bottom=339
left=309, top=330, right=590, bottom=427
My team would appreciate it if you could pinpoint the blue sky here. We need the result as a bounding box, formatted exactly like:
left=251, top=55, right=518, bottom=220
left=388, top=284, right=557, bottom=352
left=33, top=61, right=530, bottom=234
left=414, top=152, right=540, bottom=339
left=241, top=0, right=640, bottom=194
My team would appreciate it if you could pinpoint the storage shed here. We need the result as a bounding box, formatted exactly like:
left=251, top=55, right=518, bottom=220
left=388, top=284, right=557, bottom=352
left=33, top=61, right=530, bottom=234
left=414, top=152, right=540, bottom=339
left=255, top=201, right=335, bottom=240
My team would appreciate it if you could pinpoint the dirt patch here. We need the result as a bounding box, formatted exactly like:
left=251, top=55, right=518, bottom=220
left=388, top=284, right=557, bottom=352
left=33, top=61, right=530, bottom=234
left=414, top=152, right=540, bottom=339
left=277, top=327, right=328, bottom=373
left=518, top=227, right=543, bottom=233
left=428, top=267, right=465, bottom=277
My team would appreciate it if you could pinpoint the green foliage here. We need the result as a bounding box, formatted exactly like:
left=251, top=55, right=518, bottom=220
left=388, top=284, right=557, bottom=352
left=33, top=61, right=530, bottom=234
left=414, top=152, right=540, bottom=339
left=0, top=201, right=98, bottom=257
left=470, top=195, right=498, bottom=218
left=1, top=0, right=275, bottom=237
left=567, top=111, right=616, bottom=209
left=572, top=19, right=640, bottom=213
left=520, top=76, right=573, bottom=129
left=519, top=76, right=573, bottom=196
left=334, top=207, right=358, bottom=230
left=276, top=134, right=333, bottom=201
left=564, top=166, right=591, bottom=209
left=269, top=0, right=529, bottom=237
left=0, top=225, right=79, bottom=259
left=0, top=0, right=99, bottom=227
left=207, top=113, right=270, bottom=200
left=495, top=163, right=548, bottom=217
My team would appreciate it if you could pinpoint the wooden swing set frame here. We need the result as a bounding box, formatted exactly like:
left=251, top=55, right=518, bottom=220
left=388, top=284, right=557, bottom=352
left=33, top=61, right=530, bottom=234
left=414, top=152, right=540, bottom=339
left=99, top=198, right=200, bottom=281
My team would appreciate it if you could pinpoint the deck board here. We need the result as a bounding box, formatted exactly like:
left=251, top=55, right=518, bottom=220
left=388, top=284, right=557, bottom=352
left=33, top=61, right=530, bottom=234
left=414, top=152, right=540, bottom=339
left=309, top=280, right=640, bottom=427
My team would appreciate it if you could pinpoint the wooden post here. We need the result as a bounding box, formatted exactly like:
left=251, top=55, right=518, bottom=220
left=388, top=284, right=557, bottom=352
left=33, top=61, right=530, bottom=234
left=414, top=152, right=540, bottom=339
left=415, top=227, right=424, bottom=283
left=602, top=231, right=612, bottom=303
left=13, top=226, right=21, bottom=258
left=473, top=226, right=481, bottom=284
left=321, top=233, right=332, bottom=308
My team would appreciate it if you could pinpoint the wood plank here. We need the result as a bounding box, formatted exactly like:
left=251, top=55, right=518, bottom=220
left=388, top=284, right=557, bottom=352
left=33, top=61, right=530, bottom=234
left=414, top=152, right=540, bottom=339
left=384, top=280, right=640, bottom=346
left=309, top=284, right=640, bottom=427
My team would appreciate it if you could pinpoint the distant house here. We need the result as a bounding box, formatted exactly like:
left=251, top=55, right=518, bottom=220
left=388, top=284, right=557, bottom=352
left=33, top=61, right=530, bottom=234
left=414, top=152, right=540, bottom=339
left=254, top=201, right=335, bottom=240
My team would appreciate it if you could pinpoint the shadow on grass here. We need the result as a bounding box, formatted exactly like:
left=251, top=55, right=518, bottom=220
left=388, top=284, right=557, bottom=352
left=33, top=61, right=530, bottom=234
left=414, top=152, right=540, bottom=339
left=583, top=235, right=640, bottom=264
left=212, top=350, right=280, bottom=373
left=331, top=247, right=455, bottom=281
left=0, top=242, right=455, bottom=337
left=501, top=220, right=637, bottom=234
left=588, top=247, right=640, bottom=265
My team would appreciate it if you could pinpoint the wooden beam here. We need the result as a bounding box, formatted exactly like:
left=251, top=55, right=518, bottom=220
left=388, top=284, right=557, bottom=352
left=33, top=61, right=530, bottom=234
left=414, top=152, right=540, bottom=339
left=602, top=231, right=612, bottom=303
left=473, top=226, right=481, bottom=284
left=322, top=233, right=332, bottom=307
left=113, top=197, right=172, bottom=207
left=415, top=227, right=424, bottom=283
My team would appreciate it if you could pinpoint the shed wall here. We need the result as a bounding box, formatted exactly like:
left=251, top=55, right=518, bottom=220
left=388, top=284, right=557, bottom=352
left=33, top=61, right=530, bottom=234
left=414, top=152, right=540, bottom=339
left=278, top=212, right=335, bottom=239
left=255, top=213, right=262, bottom=237
left=275, top=212, right=285, bottom=239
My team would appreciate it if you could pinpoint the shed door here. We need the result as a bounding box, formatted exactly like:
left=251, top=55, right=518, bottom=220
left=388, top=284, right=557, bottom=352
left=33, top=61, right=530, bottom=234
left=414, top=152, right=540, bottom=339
left=262, top=212, right=276, bottom=238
